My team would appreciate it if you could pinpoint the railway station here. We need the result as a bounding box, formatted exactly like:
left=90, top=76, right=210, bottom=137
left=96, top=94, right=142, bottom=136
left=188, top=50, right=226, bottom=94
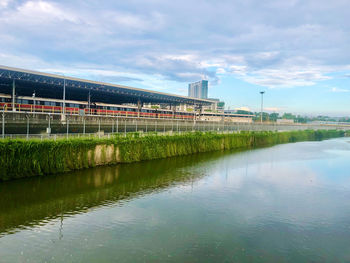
left=0, top=65, right=253, bottom=122
left=0, top=65, right=256, bottom=137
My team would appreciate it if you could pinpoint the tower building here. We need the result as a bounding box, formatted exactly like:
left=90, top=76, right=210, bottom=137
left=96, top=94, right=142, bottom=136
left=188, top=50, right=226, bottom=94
left=188, top=80, right=208, bottom=99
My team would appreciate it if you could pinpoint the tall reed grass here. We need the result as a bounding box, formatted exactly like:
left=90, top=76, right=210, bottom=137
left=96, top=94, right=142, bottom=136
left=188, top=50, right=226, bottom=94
left=0, top=130, right=344, bottom=181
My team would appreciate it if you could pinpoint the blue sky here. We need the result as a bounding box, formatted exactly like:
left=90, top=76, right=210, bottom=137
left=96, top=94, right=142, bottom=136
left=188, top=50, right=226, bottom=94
left=0, top=0, right=350, bottom=116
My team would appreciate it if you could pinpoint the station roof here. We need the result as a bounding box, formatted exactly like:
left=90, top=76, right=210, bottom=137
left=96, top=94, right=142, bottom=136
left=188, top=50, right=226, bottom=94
left=0, top=65, right=213, bottom=106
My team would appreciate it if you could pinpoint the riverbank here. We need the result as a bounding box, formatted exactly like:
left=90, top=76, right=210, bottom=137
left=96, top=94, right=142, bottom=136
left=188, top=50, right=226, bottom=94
left=0, top=130, right=345, bottom=181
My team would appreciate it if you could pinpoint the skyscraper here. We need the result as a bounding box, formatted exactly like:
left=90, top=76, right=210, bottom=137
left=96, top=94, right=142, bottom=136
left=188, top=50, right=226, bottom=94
left=188, top=80, right=208, bottom=99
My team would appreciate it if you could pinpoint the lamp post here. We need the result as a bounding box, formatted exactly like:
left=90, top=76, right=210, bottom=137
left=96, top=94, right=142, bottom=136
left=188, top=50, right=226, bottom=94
left=260, top=91, right=265, bottom=123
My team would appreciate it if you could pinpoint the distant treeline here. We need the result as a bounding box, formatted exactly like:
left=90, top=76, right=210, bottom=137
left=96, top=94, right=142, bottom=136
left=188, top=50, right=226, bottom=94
left=0, top=130, right=345, bottom=181
left=236, top=110, right=350, bottom=123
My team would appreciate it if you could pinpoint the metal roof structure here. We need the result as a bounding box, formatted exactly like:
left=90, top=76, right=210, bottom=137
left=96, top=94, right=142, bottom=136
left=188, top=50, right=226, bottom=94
left=0, top=65, right=213, bottom=106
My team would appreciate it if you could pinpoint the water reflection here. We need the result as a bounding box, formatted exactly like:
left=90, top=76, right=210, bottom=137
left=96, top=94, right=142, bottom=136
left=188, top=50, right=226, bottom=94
left=1, top=138, right=350, bottom=262
left=0, top=150, right=227, bottom=236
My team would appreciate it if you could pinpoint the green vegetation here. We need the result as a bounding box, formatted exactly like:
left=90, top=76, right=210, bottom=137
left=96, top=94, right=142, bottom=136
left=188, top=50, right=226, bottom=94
left=252, top=111, right=350, bottom=124
left=0, top=130, right=344, bottom=181
left=236, top=110, right=254, bottom=115
left=217, top=102, right=225, bottom=108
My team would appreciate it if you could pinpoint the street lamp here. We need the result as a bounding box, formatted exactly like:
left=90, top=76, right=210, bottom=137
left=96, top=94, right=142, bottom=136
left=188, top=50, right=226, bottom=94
left=260, top=91, right=265, bottom=123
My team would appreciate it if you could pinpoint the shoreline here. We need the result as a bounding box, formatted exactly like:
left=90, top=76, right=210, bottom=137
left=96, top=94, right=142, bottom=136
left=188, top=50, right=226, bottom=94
left=0, top=130, right=345, bottom=181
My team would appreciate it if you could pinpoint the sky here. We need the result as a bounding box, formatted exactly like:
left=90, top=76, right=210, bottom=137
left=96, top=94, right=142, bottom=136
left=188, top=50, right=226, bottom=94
left=0, top=0, right=350, bottom=116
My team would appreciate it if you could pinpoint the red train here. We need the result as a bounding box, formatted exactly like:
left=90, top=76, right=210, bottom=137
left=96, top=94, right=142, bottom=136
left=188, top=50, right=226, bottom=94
left=0, top=93, right=196, bottom=119
left=0, top=93, right=254, bottom=122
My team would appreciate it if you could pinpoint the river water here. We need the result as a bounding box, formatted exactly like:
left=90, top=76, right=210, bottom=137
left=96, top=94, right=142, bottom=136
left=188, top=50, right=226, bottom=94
left=1, top=138, right=350, bottom=262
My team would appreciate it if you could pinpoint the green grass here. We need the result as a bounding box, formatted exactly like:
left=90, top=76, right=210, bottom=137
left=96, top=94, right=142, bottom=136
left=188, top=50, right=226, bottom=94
left=0, top=130, right=345, bottom=181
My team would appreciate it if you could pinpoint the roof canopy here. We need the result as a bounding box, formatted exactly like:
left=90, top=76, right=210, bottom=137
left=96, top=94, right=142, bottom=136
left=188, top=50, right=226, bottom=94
left=0, top=65, right=213, bottom=106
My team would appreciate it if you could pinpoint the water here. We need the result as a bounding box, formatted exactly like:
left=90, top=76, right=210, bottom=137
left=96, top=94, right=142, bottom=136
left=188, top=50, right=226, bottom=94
left=1, top=138, right=350, bottom=262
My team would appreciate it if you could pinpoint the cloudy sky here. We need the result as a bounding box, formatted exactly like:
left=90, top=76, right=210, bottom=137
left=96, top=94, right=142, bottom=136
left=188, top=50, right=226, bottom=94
left=0, top=0, right=350, bottom=115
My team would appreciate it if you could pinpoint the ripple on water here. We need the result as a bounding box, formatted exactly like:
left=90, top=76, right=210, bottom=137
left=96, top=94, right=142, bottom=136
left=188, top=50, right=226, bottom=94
left=1, top=139, right=350, bottom=262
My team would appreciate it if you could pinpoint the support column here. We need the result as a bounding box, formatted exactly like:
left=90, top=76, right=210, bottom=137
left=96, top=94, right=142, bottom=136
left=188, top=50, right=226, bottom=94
left=171, top=104, right=176, bottom=119
left=88, top=90, right=91, bottom=115
left=83, top=118, right=86, bottom=134
left=26, top=115, right=30, bottom=140
left=2, top=113, right=4, bottom=139
left=98, top=119, right=101, bottom=138
left=62, top=78, right=66, bottom=121
left=48, top=114, right=51, bottom=136
left=193, top=102, right=196, bottom=126
left=12, top=79, right=16, bottom=112
left=137, top=99, right=142, bottom=118
left=66, top=118, right=69, bottom=139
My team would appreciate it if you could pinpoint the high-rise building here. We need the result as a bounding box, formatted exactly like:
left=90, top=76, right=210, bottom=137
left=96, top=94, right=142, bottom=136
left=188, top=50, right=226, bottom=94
left=188, top=80, right=208, bottom=99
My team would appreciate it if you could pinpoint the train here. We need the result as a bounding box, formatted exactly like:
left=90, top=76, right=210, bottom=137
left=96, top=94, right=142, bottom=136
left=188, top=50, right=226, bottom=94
left=0, top=93, right=253, bottom=122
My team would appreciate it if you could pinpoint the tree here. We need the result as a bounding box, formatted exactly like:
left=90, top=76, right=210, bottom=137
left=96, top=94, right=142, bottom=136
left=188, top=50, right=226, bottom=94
left=253, top=112, right=269, bottom=121
left=282, top=113, right=296, bottom=120
left=269, top=113, right=279, bottom=122
left=295, top=115, right=307, bottom=123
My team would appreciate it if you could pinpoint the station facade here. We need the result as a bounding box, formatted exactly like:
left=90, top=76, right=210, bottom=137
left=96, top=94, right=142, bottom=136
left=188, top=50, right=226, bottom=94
left=0, top=66, right=253, bottom=122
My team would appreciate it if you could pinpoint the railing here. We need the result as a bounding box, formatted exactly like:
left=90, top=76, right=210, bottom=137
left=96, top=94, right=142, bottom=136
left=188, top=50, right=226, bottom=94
left=1, top=115, right=349, bottom=141
left=0, top=110, right=349, bottom=140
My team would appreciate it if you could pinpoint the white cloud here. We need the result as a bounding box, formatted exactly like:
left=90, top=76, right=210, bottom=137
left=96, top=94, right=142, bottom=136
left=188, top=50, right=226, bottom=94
left=264, top=107, right=282, bottom=112
left=243, top=67, right=332, bottom=88
left=330, top=87, right=349, bottom=93
left=235, top=106, right=251, bottom=112
left=12, top=1, right=78, bottom=24
left=0, top=0, right=349, bottom=90
left=0, top=0, right=11, bottom=8
left=0, top=52, right=49, bottom=69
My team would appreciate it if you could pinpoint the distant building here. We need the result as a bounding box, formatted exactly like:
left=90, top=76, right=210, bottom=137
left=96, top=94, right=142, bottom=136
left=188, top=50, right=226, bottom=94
left=216, top=101, right=225, bottom=111
left=188, top=80, right=208, bottom=99
left=203, top=98, right=225, bottom=112
left=277, top=119, right=294, bottom=124
left=224, top=110, right=236, bottom=114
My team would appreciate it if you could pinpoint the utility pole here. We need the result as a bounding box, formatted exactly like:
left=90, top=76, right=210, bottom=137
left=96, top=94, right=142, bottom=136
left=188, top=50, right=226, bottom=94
left=260, top=91, right=265, bottom=123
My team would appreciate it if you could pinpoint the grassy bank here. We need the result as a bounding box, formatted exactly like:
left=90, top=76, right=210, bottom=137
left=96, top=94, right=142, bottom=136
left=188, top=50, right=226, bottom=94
left=0, top=130, right=345, bottom=181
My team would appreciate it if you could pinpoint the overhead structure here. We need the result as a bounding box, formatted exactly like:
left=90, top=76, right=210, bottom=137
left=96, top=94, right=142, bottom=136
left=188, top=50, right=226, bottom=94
left=0, top=65, right=213, bottom=106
